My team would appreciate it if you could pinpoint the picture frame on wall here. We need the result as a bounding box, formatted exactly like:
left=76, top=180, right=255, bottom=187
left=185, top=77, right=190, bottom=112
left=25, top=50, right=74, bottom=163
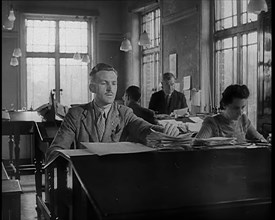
left=169, top=53, right=177, bottom=78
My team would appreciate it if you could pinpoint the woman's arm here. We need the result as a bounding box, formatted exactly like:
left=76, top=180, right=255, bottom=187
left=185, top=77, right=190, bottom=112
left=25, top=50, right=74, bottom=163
left=195, top=117, right=215, bottom=139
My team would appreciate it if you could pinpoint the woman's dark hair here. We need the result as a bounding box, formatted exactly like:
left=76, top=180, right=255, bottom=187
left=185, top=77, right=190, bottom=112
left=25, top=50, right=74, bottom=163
left=220, top=84, right=250, bottom=109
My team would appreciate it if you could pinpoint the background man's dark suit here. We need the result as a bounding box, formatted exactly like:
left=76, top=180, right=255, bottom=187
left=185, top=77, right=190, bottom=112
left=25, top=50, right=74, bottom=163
left=149, top=90, right=187, bottom=114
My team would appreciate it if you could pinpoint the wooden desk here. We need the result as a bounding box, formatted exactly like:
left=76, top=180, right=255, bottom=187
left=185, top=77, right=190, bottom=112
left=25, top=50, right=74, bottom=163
left=44, top=145, right=271, bottom=220
left=2, top=111, right=43, bottom=179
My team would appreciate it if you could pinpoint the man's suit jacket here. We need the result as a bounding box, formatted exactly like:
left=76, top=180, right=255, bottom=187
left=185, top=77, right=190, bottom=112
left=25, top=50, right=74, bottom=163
left=46, top=101, right=163, bottom=160
left=148, top=90, right=188, bottom=114
left=128, top=102, right=158, bottom=125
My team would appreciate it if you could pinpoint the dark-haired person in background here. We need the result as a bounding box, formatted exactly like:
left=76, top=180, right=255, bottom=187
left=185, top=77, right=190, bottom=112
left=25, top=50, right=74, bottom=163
left=195, top=84, right=266, bottom=143
left=123, top=85, right=158, bottom=125
left=148, top=72, right=187, bottom=115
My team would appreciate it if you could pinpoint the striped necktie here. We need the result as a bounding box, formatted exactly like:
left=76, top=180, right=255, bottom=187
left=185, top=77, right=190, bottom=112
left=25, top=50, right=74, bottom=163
left=97, top=111, right=105, bottom=141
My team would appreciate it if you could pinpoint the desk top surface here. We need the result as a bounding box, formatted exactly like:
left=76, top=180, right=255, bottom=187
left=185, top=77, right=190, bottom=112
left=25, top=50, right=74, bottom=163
left=6, top=111, right=43, bottom=122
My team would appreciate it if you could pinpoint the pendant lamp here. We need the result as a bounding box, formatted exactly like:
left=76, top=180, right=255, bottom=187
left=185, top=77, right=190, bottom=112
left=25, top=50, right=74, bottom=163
left=247, top=0, right=268, bottom=14
left=13, top=48, right=22, bottom=57
left=138, top=30, right=150, bottom=46
left=120, top=38, right=132, bottom=52
left=8, top=8, right=16, bottom=21
left=82, top=54, right=90, bottom=63
left=73, top=52, right=82, bottom=60
left=3, top=19, right=14, bottom=30
left=10, top=57, right=19, bottom=66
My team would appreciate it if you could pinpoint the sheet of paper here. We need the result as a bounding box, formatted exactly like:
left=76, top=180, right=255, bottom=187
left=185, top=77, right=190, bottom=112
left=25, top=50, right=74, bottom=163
left=191, top=89, right=201, bottom=106
left=188, top=116, right=203, bottom=123
left=173, top=108, right=188, bottom=117
left=158, top=119, right=184, bottom=127
left=183, top=90, right=191, bottom=100
left=174, top=82, right=180, bottom=91
left=183, top=75, right=191, bottom=90
left=80, top=142, right=156, bottom=156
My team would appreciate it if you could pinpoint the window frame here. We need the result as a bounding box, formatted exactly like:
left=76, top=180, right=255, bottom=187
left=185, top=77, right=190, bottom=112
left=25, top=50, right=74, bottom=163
left=20, top=13, right=95, bottom=108
left=139, top=6, right=161, bottom=108
left=212, top=0, right=260, bottom=126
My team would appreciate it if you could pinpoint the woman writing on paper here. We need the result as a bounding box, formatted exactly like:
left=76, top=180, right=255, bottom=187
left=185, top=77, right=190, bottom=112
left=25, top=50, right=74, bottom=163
left=195, top=84, right=266, bottom=144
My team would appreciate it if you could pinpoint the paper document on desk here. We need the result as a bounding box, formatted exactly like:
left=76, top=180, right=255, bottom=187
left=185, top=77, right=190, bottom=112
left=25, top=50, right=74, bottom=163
left=193, top=137, right=237, bottom=146
left=80, top=142, right=156, bottom=156
left=146, top=129, right=193, bottom=149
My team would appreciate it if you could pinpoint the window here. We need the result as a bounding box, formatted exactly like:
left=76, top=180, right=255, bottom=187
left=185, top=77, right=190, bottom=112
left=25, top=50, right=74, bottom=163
left=214, top=0, right=259, bottom=127
left=140, top=8, right=161, bottom=108
left=24, top=15, right=93, bottom=109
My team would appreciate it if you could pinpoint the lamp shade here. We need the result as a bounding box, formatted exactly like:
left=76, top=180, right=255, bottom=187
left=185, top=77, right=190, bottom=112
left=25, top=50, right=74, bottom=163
left=13, top=48, right=22, bottom=57
left=8, top=9, right=16, bottom=21
left=3, top=19, right=14, bottom=30
left=138, top=31, right=150, bottom=46
left=10, top=57, right=19, bottom=66
left=247, top=0, right=268, bottom=14
left=120, top=38, right=132, bottom=52
left=82, top=54, right=90, bottom=63
left=73, top=52, right=82, bottom=60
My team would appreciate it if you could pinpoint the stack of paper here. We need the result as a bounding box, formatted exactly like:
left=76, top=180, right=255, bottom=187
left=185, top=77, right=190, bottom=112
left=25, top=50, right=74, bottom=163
left=193, top=137, right=237, bottom=146
left=146, top=129, right=193, bottom=150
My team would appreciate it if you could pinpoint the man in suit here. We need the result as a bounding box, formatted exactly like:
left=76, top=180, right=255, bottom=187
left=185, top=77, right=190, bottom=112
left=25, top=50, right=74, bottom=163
left=149, top=72, right=188, bottom=115
left=46, top=63, right=179, bottom=162
left=123, top=85, right=158, bottom=125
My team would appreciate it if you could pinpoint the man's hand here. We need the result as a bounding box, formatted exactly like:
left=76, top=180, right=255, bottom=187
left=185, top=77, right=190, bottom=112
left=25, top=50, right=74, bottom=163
left=163, top=123, right=179, bottom=137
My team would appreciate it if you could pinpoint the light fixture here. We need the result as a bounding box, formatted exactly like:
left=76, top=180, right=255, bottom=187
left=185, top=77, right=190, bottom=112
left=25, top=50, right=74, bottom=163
left=3, top=19, right=14, bottom=30
left=13, top=48, right=22, bottom=57
left=73, top=52, right=82, bottom=60
left=82, top=54, right=90, bottom=63
left=10, top=57, right=19, bottom=66
left=247, top=0, right=268, bottom=14
left=138, top=30, right=150, bottom=46
left=8, top=5, right=16, bottom=21
left=120, top=38, right=132, bottom=52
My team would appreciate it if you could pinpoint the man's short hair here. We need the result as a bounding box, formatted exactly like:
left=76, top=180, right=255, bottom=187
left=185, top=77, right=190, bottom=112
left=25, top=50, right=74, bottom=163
left=162, top=72, right=176, bottom=81
left=90, top=63, right=117, bottom=81
left=125, top=85, right=141, bottom=102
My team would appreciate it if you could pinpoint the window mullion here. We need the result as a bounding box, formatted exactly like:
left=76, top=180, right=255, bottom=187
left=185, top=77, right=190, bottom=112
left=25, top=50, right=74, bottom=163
left=55, top=20, right=60, bottom=102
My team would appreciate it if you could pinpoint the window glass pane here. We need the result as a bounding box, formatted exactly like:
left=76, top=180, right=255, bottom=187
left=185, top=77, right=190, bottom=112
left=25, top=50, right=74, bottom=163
left=27, top=58, right=55, bottom=109
left=60, top=58, right=89, bottom=106
left=142, top=54, right=155, bottom=108
left=26, top=20, right=56, bottom=52
left=59, top=21, right=88, bottom=53
left=241, top=32, right=258, bottom=127
left=222, top=38, right=232, bottom=49
left=222, top=17, right=233, bottom=29
left=248, top=32, right=257, bottom=44
left=141, top=8, right=160, bottom=107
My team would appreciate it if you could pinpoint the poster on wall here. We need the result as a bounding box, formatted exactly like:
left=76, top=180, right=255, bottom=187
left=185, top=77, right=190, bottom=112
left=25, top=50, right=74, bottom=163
left=169, top=53, right=177, bottom=78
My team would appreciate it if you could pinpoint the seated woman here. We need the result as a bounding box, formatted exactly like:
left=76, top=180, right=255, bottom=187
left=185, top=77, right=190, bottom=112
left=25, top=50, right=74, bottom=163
left=195, top=84, right=266, bottom=144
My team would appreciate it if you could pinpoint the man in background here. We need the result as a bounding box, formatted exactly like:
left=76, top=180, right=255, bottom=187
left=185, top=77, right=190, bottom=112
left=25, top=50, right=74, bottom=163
left=123, top=85, right=158, bottom=125
left=149, top=72, right=187, bottom=115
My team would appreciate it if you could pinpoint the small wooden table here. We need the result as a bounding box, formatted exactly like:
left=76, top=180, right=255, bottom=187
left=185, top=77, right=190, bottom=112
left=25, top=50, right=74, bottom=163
left=2, top=111, right=43, bottom=179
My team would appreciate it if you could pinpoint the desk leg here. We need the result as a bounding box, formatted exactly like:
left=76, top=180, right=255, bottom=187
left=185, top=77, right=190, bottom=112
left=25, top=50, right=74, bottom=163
left=8, top=135, right=16, bottom=179
left=14, top=132, right=21, bottom=180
